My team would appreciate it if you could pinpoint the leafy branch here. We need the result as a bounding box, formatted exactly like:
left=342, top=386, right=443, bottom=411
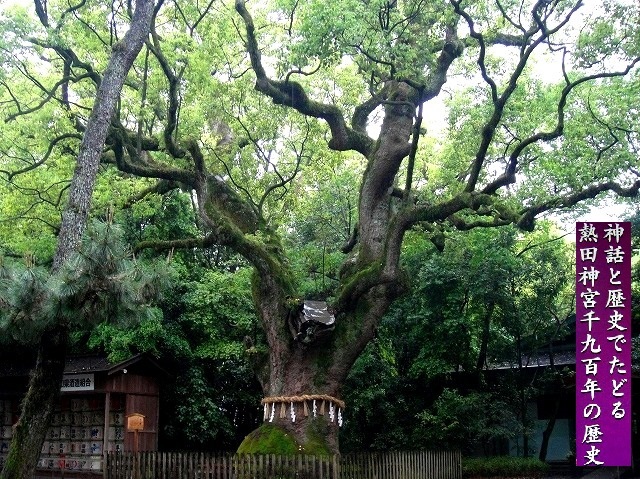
left=235, top=0, right=374, bottom=156
left=483, top=57, right=640, bottom=196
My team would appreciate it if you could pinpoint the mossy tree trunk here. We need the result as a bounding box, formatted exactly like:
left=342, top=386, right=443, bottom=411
left=0, top=328, right=67, bottom=479
left=242, top=278, right=399, bottom=454
left=232, top=79, right=425, bottom=453
left=230, top=4, right=455, bottom=449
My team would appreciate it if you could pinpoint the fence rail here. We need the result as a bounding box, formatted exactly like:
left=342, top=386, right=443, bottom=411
left=104, top=450, right=461, bottom=479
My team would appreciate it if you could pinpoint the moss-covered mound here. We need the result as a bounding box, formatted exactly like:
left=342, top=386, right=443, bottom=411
left=237, top=423, right=333, bottom=456
left=237, top=424, right=300, bottom=455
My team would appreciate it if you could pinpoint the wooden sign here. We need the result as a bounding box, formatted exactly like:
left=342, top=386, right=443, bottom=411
left=126, top=413, right=145, bottom=431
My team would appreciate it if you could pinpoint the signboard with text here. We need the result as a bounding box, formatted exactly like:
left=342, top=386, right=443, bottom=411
left=60, top=373, right=95, bottom=392
left=576, top=222, right=631, bottom=466
left=127, top=413, right=145, bottom=431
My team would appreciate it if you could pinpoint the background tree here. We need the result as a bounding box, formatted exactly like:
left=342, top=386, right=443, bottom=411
left=0, top=0, right=155, bottom=475
left=84, top=263, right=263, bottom=450
left=0, top=218, right=163, bottom=476
left=341, top=223, right=574, bottom=455
left=0, top=0, right=638, bottom=455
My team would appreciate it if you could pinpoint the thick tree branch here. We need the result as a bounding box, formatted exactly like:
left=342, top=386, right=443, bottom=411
left=518, top=179, right=640, bottom=231
left=1, top=133, right=81, bottom=180
left=110, top=126, right=197, bottom=186
left=121, top=179, right=180, bottom=208
left=26, top=38, right=102, bottom=87
left=482, top=58, right=640, bottom=195
left=446, top=214, right=512, bottom=230
left=33, top=0, right=49, bottom=27
left=419, top=25, right=465, bottom=103
left=235, top=0, right=374, bottom=156
left=351, top=84, right=389, bottom=133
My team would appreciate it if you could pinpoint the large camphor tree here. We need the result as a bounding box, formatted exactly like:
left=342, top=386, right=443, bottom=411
left=0, top=0, right=638, bottom=456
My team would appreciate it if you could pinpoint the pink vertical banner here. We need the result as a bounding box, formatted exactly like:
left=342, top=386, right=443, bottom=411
left=576, top=222, right=631, bottom=466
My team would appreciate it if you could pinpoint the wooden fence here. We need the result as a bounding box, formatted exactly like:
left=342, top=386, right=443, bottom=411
left=104, top=450, right=461, bottom=479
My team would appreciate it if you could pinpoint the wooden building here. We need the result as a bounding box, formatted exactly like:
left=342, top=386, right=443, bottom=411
left=0, top=353, right=164, bottom=476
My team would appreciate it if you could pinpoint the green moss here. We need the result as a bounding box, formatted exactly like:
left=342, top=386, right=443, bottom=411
left=334, top=260, right=386, bottom=317
left=302, top=421, right=333, bottom=457
left=237, top=424, right=299, bottom=455
left=237, top=423, right=334, bottom=456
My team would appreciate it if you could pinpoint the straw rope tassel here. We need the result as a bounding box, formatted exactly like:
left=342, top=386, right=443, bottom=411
left=260, top=395, right=346, bottom=422
left=261, top=394, right=345, bottom=409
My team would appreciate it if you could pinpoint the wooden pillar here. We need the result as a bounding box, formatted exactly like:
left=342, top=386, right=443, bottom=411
left=103, top=391, right=111, bottom=456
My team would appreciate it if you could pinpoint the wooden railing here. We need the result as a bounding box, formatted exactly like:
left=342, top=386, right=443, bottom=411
left=103, top=450, right=461, bottom=479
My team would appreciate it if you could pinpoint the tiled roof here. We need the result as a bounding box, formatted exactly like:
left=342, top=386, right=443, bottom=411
left=64, top=356, right=113, bottom=374
left=0, top=353, right=164, bottom=378
left=489, top=350, right=576, bottom=370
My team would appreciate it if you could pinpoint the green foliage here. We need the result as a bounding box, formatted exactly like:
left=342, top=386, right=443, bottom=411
left=342, top=224, right=574, bottom=453
left=418, top=389, right=518, bottom=454
left=0, top=219, right=166, bottom=343
left=180, top=267, right=259, bottom=360
left=0, top=260, right=51, bottom=343
left=284, top=158, right=361, bottom=299
left=51, top=220, right=168, bottom=327
left=341, top=338, right=412, bottom=451
left=163, top=366, right=237, bottom=446
left=84, top=313, right=170, bottom=361
left=83, top=261, right=263, bottom=449
left=272, top=0, right=456, bottom=82
left=462, top=456, right=549, bottom=478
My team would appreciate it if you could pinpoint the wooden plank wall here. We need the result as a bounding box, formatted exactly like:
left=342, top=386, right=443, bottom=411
left=104, top=450, right=461, bottom=479
left=124, top=394, right=159, bottom=451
